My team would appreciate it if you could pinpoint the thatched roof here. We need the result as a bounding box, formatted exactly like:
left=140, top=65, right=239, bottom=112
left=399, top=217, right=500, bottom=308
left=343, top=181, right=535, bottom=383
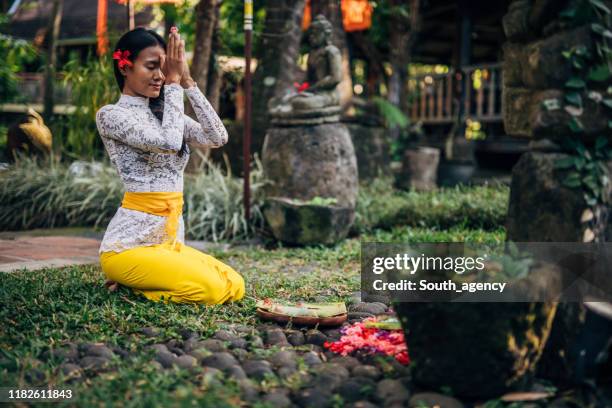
left=7, top=0, right=156, bottom=46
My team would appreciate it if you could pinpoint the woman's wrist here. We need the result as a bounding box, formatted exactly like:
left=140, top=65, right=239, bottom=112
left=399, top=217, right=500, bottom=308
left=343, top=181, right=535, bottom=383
left=181, top=76, right=196, bottom=89
left=165, top=75, right=182, bottom=85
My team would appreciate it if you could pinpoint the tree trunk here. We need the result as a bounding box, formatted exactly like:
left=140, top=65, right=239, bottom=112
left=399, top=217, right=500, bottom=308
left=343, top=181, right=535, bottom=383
left=190, top=0, right=217, bottom=94
left=310, top=0, right=353, bottom=108
left=186, top=0, right=219, bottom=173
left=387, top=0, right=419, bottom=141
left=206, top=1, right=222, bottom=112
left=162, top=4, right=176, bottom=39
left=43, top=0, right=63, bottom=122
left=350, top=31, right=387, bottom=97
left=251, top=0, right=305, bottom=153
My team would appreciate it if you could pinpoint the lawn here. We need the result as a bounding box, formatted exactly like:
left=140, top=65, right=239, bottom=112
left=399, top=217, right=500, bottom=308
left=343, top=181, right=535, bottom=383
left=0, top=226, right=505, bottom=407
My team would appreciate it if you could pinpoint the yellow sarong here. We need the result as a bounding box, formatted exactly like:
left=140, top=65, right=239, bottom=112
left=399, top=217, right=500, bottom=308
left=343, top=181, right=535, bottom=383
left=121, top=191, right=183, bottom=251
left=99, top=192, right=245, bottom=304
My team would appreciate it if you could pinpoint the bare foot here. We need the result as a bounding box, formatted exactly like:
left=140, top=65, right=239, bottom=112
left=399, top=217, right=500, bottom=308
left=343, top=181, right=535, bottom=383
left=104, top=279, right=119, bottom=292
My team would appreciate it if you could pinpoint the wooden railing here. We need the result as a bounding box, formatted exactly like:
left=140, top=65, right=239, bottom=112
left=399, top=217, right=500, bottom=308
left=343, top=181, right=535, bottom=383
left=408, top=63, right=503, bottom=124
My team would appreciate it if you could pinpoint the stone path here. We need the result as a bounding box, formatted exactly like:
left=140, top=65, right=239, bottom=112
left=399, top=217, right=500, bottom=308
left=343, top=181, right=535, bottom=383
left=21, top=302, right=470, bottom=408
left=0, top=236, right=101, bottom=273
left=0, top=228, right=230, bottom=273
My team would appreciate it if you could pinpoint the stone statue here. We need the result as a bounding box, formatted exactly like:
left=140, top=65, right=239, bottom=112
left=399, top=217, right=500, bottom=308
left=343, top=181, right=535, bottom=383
left=268, top=14, right=342, bottom=125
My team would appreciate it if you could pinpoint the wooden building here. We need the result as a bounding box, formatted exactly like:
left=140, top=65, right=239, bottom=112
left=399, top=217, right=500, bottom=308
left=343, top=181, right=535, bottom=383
left=402, top=0, right=525, bottom=173
left=1, top=0, right=154, bottom=113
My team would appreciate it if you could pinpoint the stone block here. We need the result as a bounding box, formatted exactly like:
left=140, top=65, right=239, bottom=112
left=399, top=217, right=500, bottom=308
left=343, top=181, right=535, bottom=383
left=263, top=197, right=354, bottom=245
left=521, top=26, right=593, bottom=89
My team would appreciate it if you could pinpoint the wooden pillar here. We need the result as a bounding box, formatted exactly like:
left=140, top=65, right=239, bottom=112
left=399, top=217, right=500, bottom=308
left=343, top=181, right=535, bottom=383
left=127, top=0, right=135, bottom=30
left=457, top=0, right=472, bottom=119
left=43, top=0, right=63, bottom=121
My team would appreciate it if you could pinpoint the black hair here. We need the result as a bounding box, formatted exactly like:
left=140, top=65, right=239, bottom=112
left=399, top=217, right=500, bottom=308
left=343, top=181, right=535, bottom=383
left=112, top=27, right=188, bottom=156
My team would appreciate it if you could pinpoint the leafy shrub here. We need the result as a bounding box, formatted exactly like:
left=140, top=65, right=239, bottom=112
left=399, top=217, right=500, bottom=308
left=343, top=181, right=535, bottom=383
left=0, top=14, right=39, bottom=102
left=355, top=176, right=509, bottom=232
left=0, top=154, right=267, bottom=242
left=0, top=124, right=7, bottom=149
left=60, top=56, right=119, bottom=159
left=0, top=155, right=123, bottom=230
left=183, top=153, right=267, bottom=241
left=0, top=156, right=508, bottom=239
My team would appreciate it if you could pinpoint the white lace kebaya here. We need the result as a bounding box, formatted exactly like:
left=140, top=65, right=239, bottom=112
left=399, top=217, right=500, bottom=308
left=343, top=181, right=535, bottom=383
left=95, top=83, right=228, bottom=254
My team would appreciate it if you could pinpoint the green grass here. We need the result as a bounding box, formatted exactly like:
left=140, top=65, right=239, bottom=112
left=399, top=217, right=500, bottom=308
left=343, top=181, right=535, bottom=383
left=355, top=177, right=509, bottom=232
left=0, top=226, right=505, bottom=406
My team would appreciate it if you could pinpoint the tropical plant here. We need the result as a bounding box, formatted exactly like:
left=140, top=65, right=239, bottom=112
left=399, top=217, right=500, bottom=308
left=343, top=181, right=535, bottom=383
left=0, top=14, right=39, bottom=102
left=60, top=55, right=119, bottom=159
left=0, top=154, right=267, bottom=242
left=183, top=152, right=268, bottom=242
left=370, top=96, right=419, bottom=161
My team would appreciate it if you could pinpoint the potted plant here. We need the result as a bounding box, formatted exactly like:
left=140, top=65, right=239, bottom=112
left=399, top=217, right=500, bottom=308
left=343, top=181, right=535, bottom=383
left=371, top=98, right=441, bottom=189
left=437, top=74, right=487, bottom=186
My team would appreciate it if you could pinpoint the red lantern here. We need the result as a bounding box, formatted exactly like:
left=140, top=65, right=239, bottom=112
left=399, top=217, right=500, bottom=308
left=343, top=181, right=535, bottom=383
left=113, top=0, right=180, bottom=4
left=303, top=0, right=373, bottom=32
left=97, top=0, right=181, bottom=56
left=302, top=0, right=312, bottom=31
left=341, top=0, right=373, bottom=32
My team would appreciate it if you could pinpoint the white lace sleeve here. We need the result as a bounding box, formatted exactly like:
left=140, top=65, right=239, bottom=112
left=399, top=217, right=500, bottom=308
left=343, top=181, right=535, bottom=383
left=96, top=83, right=185, bottom=154
left=183, top=85, right=228, bottom=148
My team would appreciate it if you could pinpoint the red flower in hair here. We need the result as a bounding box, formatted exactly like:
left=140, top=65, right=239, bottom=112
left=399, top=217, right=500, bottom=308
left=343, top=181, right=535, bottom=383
left=113, top=49, right=133, bottom=69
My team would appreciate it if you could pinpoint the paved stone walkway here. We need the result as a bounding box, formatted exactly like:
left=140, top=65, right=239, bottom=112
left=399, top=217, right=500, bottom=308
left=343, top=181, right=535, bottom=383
left=0, top=236, right=101, bottom=273
left=0, top=228, right=231, bottom=273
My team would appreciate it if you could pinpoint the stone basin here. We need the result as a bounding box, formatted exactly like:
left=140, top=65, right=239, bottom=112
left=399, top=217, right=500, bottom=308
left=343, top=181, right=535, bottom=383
left=263, top=197, right=355, bottom=246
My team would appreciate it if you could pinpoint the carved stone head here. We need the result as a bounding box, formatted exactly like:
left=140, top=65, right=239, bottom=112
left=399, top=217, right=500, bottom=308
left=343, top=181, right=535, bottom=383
left=308, top=14, right=333, bottom=48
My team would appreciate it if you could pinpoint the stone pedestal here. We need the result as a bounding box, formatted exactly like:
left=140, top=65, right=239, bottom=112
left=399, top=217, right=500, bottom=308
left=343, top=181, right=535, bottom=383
left=506, top=152, right=612, bottom=384
left=263, top=197, right=354, bottom=246
left=262, top=123, right=358, bottom=208
left=396, top=147, right=440, bottom=191
left=261, top=123, right=358, bottom=245
left=344, top=121, right=390, bottom=180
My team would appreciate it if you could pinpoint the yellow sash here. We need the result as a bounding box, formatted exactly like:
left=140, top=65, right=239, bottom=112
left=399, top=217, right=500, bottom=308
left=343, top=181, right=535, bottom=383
left=121, top=191, right=184, bottom=251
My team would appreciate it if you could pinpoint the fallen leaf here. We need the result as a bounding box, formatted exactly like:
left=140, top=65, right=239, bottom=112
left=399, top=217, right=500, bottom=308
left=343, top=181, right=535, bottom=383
left=583, top=228, right=595, bottom=242
left=500, top=391, right=553, bottom=402
left=581, top=208, right=594, bottom=223
left=564, top=105, right=584, bottom=116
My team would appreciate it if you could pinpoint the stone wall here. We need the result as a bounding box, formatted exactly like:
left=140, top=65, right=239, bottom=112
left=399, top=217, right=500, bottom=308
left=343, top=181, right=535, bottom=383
left=503, top=0, right=612, bottom=242
left=503, top=0, right=611, bottom=147
left=502, top=0, right=612, bottom=386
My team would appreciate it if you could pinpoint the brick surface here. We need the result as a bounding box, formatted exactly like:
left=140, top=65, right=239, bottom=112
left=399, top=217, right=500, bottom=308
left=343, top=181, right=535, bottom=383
left=0, top=233, right=220, bottom=273
left=0, top=236, right=101, bottom=272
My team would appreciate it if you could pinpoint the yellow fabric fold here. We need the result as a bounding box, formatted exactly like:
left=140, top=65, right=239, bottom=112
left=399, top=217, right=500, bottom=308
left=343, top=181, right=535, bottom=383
left=121, top=191, right=184, bottom=251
